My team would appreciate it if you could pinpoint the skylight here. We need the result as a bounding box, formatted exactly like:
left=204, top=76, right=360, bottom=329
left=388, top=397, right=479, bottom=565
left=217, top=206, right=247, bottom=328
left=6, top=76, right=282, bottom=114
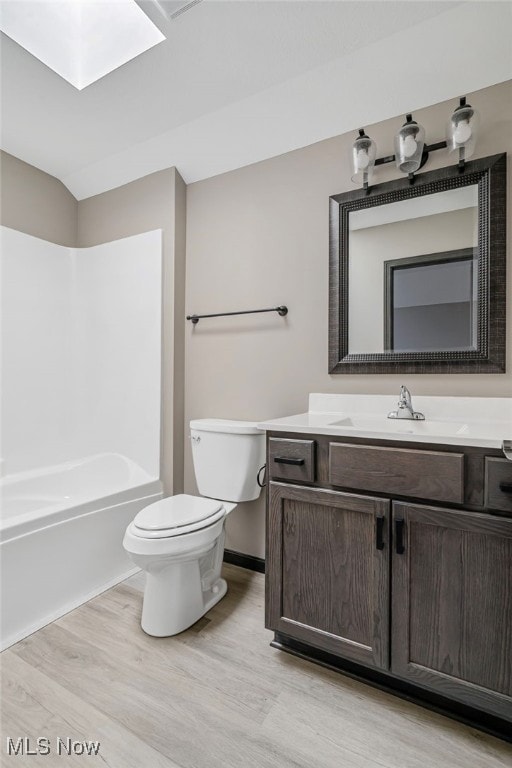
left=0, top=0, right=165, bottom=90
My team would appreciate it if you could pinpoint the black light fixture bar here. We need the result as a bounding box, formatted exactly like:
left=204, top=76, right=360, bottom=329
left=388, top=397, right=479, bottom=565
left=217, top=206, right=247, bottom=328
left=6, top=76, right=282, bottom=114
left=375, top=139, right=447, bottom=167
left=187, top=305, right=288, bottom=325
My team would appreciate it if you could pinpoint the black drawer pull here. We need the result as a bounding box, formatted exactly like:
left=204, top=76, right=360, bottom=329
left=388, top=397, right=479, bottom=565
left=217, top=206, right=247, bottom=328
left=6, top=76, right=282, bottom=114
left=376, top=516, right=385, bottom=550
left=395, top=519, right=405, bottom=555
left=499, top=482, right=512, bottom=493
left=273, top=457, right=305, bottom=466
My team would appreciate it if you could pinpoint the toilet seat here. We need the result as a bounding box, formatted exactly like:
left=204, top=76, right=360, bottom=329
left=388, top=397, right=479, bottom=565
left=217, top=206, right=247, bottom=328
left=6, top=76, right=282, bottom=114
left=132, top=494, right=225, bottom=539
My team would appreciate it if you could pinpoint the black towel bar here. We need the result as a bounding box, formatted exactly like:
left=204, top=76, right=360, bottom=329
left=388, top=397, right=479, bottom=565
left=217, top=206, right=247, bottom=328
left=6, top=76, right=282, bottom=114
left=186, top=306, right=288, bottom=324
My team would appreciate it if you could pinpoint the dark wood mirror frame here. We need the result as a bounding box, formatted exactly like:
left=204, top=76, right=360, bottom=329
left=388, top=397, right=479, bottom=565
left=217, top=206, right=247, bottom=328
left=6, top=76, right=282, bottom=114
left=329, top=153, right=507, bottom=374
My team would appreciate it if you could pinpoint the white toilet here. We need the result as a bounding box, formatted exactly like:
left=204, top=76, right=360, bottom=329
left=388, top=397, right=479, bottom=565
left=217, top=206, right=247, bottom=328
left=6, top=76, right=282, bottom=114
left=123, top=418, right=265, bottom=637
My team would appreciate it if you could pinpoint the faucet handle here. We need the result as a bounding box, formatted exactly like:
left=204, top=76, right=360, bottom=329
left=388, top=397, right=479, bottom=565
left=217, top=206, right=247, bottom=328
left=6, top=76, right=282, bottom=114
left=399, top=385, right=411, bottom=406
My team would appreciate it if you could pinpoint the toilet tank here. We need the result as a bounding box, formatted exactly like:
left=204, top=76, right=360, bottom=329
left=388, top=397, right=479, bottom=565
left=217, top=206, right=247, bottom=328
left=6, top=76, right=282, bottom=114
left=190, top=419, right=265, bottom=503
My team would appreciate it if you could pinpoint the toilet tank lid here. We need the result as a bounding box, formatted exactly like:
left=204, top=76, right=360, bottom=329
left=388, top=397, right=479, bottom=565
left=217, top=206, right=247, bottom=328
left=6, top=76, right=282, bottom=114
left=190, top=418, right=264, bottom=435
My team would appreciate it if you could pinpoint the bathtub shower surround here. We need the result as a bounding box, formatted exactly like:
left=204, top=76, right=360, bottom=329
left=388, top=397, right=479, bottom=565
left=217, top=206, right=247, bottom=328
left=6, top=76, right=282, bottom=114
left=0, top=226, right=163, bottom=649
left=1, top=226, right=162, bottom=476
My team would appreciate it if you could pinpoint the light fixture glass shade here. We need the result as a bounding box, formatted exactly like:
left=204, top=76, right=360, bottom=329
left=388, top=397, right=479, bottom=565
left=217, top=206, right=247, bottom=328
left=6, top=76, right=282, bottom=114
left=394, top=114, right=425, bottom=174
left=351, top=129, right=376, bottom=186
left=447, top=97, right=479, bottom=161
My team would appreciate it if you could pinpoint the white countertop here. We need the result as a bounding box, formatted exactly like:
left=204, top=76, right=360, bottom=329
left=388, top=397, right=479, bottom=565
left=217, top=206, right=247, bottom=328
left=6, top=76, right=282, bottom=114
left=258, top=394, right=512, bottom=450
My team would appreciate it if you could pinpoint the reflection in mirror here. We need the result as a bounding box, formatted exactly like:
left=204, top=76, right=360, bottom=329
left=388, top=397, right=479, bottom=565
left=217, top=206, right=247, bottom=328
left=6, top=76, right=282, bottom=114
left=348, top=186, right=478, bottom=355
left=384, top=249, right=477, bottom=353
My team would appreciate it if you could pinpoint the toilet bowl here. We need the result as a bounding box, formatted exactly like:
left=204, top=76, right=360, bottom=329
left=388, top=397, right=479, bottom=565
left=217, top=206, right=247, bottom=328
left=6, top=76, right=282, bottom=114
left=123, top=419, right=265, bottom=637
left=123, top=494, right=234, bottom=636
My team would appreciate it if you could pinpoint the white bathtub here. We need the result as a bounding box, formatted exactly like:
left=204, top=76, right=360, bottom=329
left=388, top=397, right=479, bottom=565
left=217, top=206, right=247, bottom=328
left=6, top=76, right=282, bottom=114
left=0, top=453, right=162, bottom=650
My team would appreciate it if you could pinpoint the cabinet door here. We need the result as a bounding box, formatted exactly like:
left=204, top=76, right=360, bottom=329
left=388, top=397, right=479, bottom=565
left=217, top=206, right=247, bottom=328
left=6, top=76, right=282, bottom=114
left=391, top=502, right=512, bottom=720
left=266, top=482, right=390, bottom=670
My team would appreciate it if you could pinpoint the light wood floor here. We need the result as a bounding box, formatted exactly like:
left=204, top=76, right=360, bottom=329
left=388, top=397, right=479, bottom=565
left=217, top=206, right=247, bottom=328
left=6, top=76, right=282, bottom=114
left=1, top=564, right=511, bottom=767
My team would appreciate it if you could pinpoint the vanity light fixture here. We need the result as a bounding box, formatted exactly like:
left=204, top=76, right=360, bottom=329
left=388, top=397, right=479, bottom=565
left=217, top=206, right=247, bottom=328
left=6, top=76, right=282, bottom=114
left=447, top=96, right=480, bottom=168
left=351, top=129, right=377, bottom=189
left=394, top=114, right=426, bottom=175
left=351, top=96, right=478, bottom=190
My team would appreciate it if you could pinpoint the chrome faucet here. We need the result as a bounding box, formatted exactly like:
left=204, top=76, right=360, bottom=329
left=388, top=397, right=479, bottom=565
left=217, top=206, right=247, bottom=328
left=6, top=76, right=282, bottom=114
left=388, top=385, right=425, bottom=421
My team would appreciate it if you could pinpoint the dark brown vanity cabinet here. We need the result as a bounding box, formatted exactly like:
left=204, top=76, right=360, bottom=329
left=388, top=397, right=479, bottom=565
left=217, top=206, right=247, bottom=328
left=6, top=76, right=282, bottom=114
left=391, top=502, right=512, bottom=720
left=266, top=483, right=390, bottom=670
left=265, top=433, right=512, bottom=726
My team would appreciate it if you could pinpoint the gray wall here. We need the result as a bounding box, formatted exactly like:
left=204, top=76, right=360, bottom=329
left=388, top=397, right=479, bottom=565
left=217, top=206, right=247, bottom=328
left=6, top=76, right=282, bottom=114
left=184, top=80, right=512, bottom=558
left=0, top=151, right=78, bottom=247
left=77, top=168, right=187, bottom=495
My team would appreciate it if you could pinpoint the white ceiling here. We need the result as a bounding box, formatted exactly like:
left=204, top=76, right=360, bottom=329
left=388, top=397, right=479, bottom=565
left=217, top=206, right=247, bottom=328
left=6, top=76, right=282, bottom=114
left=1, top=0, right=511, bottom=200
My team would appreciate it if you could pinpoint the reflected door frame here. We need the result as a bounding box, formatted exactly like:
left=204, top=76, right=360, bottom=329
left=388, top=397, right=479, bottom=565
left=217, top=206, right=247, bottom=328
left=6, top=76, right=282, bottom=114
left=383, top=247, right=476, bottom=353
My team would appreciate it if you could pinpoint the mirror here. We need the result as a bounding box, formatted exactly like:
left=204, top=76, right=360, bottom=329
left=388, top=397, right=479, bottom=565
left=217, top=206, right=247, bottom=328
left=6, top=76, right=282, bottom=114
left=349, top=187, right=479, bottom=354
left=329, top=153, right=506, bottom=374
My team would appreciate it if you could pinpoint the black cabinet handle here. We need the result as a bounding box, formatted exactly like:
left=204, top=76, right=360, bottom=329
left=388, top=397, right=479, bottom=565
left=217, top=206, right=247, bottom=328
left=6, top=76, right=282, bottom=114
left=273, top=457, right=305, bottom=466
left=499, top=482, right=512, bottom=493
left=376, top=516, right=385, bottom=550
left=395, top=519, right=405, bottom=555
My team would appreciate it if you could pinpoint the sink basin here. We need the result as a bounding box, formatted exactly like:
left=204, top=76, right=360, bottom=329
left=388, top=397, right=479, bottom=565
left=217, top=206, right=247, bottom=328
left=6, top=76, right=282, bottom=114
left=330, top=416, right=469, bottom=438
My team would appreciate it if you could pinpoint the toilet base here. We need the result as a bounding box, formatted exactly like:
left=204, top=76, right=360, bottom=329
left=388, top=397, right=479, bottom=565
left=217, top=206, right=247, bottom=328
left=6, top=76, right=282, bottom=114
left=139, top=536, right=227, bottom=637
left=141, top=575, right=227, bottom=637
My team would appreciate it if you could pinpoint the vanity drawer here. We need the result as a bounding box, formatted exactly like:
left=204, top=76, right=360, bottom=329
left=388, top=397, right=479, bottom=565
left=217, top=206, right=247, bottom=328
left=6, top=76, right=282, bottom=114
left=485, top=458, right=512, bottom=515
left=329, top=443, right=464, bottom=504
left=268, top=438, right=315, bottom=483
